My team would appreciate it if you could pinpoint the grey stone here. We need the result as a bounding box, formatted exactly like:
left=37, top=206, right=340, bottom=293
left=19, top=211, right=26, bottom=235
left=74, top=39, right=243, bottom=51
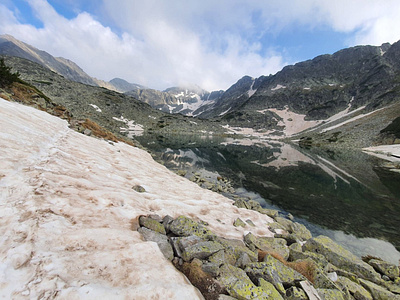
left=137, top=227, right=174, bottom=261
left=245, top=255, right=306, bottom=293
left=169, top=215, right=215, bottom=239
left=132, top=185, right=146, bottom=193
left=139, top=216, right=166, bottom=234
left=368, top=259, right=400, bottom=280
left=337, top=276, right=372, bottom=300
left=316, top=288, right=345, bottom=300
left=244, top=232, right=289, bottom=260
left=285, top=286, right=308, bottom=300
left=303, top=236, right=381, bottom=284
left=218, top=264, right=271, bottom=300
left=181, top=240, right=224, bottom=262
left=359, top=278, right=400, bottom=300
left=235, top=252, right=253, bottom=269
left=202, top=262, right=220, bottom=277
left=233, top=218, right=246, bottom=227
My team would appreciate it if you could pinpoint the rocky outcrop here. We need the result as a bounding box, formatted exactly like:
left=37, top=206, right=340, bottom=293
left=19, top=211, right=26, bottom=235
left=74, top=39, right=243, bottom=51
left=137, top=214, right=400, bottom=300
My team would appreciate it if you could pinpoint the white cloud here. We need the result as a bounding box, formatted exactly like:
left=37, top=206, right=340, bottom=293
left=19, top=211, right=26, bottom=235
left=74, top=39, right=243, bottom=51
left=1, top=0, right=400, bottom=91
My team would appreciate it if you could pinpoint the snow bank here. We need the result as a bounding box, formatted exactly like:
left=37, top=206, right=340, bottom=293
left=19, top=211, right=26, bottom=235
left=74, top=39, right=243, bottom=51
left=0, top=98, right=274, bottom=299
left=363, top=145, right=400, bottom=163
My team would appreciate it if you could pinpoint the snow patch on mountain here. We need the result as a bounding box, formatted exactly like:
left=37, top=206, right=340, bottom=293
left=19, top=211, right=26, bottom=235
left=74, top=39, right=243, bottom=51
left=112, top=116, right=144, bottom=137
left=271, top=84, right=286, bottom=91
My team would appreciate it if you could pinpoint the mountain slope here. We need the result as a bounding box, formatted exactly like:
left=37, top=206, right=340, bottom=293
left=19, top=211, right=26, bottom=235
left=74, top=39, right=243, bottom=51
left=2, top=55, right=226, bottom=140
left=200, top=41, right=400, bottom=147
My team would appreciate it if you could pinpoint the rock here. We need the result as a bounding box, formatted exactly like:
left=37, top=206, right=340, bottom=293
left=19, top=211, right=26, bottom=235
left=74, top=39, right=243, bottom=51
left=382, top=280, right=400, bottom=294
left=233, top=218, right=246, bottom=227
left=181, top=240, right=224, bottom=262
left=162, top=215, right=174, bottom=232
left=245, top=255, right=306, bottom=293
left=337, top=276, right=372, bottom=300
left=244, top=233, right=289, bottom=260
left=285, top=286, right=308, bottom=300
left=218, top=295, right=237, bottom=300
left=132, top=185, right=146, bottom=193
left=259, top=208, right=279, bottom=218
left=83, top=128, right=92, bottom=136
left=218, top=264, right=271, bottom=300
left=316, top=288, right=345, bottom=300
left=274, top=217, right=312, bottom=241
left=359, top=278, right=400, bottom=300
left=368, top=259, right=399, bottom=280
left=303, top=236, right=381, bottom=283
left=139, top=216, right=166, bottom=234
left=289, top=244, right=329, bottom=270
left=169, top=215, right=215, bottom=239
left=258, top=278, right=284, bottom=299
left=208, top=250, right=232, bottom=267
left=235, top=252, right=253, bottom=269
left=217, top=238, right=257, bottom=263
left=233, top=199, right=250, bottom=209
left=245, top=219, right=255, bottom=227
left=176, top=170, right=187, bottom=176
left=137, top=227, right=174, bottom=260
left=202, top=262, right=220, bottom=277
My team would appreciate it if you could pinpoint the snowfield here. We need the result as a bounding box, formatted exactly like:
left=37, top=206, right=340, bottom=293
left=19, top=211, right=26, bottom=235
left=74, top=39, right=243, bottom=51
left=0, top=98, right=274, bottom=299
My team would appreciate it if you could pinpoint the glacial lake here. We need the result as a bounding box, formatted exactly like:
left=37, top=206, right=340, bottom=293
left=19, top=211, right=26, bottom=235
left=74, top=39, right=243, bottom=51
left=136, top=134, right=400, bottom=264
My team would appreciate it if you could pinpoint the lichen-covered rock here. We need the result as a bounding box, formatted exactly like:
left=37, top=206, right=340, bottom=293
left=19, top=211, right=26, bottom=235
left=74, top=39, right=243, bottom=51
left=234, top=199, right=250, bottom=209
left=382, top=280, right=400, bottom=295
left=274, top=217, right=312, bottom=241
left=359, top=278, right=400, bottom=300
left=245, top=255, right=306, bottom=293
left=218, top=264, right=270, bottom=300
left=132, top=185, right=146, bottom=193
left=259, top=208, right=279, bottom=218
left=181, top=240, right=224, bottom=262
left=208, top=250, right=234, bottom=267
left=218, top=295, right=237, bottom=300
left=169, top=215, right=215, bottom=239
left=233, top=218, right=247, bottom=227
left=235, top=252, right=253, bottom=269
left=218, top=237, right=258, bottom=263
left=368, top=259, right=400, bottom=280
left=337, top=276, right=372, bottom=300
left=202, top=262, right=220, bottom=277
left=258, top=278, right=284, bottom=299
left=137, top=227, right=174, bottom=260
left=289, top=245, right=329, bottom=270
left=285, top=286, right=308, bottom=300
left=244, top=233, right=289, bottom=260
left=139, top=216, right=166, bottom=234
left=303, top=236, right=381, bottom=284
left=316, top=288, right=345, bottom=300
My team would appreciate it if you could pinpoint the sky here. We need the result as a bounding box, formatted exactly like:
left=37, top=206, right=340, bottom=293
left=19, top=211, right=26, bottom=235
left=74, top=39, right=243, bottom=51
left=1, top=0, right=400, bottom=91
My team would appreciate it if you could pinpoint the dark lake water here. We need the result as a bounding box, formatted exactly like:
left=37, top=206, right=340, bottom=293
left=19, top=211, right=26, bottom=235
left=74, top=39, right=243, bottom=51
left=136, top=134, right=400, bottom=264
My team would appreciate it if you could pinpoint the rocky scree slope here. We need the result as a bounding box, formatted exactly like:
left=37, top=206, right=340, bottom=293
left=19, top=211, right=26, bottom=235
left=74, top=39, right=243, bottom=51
left=3, top=56, right=227, bottom=142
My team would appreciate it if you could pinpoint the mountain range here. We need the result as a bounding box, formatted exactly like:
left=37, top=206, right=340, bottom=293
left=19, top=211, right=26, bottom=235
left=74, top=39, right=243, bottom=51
left=1, top=34, right=400, bottom=148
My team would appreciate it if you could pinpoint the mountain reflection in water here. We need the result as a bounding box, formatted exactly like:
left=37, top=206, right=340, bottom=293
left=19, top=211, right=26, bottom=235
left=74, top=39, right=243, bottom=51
left=136, top=134, right=400, bottom=264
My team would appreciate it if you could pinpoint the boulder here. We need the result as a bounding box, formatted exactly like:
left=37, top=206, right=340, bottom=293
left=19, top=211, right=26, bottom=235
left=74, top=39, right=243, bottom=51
left=337, top=276, right=372, bottom=300
left=169, top=215, right=215, bottom=239
left=218, top=264, right=271, bottom=300
left=139, top=216, right=166, bottom=234
left=316, top=288, right=345, bottom=300
left=137, top=227, right=174, bottom=260
left=303, top=236, right=381, bottom=284
left=245, top=255, right=306, bottom=293
left=274, top=217, right=312, bottom=241
left=285, top=286, right=308, bottom=300
left=233, top=218, right=247, bottom=227
left=359, top=278, right=400, bottom=300
left=368, top=259, right=399, bottom=280
left=289, top=243, right=329, bottom=270
left=258, top=278, right=284, bottom=299
left=208, top=250, right=234, bottom=267
left=244, top=232, right=289, bottom=260
left=181, top=240, right=224, bottom=262
left=217, top=237, right=257, bottom=262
